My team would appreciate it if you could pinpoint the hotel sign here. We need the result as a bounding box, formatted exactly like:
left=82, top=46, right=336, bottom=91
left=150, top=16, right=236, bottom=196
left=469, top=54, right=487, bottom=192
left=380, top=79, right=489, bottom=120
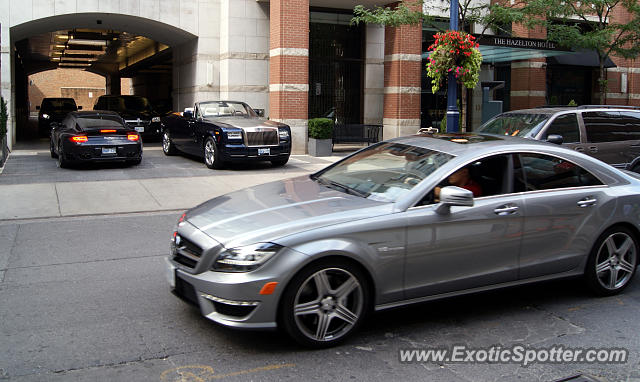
left=476, top=36, right=570, bottom=51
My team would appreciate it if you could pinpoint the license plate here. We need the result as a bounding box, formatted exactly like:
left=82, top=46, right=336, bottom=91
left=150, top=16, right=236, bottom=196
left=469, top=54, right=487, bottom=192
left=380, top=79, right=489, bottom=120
left=102, top=147, right=116, bottom=155
left=258, top=148, right=270, bottom=155
left=166, top=259, right=176, bottom=288
left=135, top=126, right=145, bottom=132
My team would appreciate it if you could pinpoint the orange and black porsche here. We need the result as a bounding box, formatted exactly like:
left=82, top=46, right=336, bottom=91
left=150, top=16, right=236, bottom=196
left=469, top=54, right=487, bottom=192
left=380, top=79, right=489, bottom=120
left=50, top=111, right=143, bottom=168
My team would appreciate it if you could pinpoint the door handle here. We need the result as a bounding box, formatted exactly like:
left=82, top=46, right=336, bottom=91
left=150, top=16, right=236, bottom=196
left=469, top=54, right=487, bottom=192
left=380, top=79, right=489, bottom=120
left=577, top=197, right=597, bottom=208
left=574, top=147, right=585, bottom=152
left=494, top=205, right=519, bottom=215
left=588, top=146, right=598, bottom=153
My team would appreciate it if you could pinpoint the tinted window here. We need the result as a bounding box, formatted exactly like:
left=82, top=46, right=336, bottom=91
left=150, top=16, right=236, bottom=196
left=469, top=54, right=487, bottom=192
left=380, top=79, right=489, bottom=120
left=582, top=111, right=640, bottom=142
left=41, top=98, right=77, bottom=112
left=519, top=153, right=602, bottom=190
left=545, top=113, right=580, bottom=143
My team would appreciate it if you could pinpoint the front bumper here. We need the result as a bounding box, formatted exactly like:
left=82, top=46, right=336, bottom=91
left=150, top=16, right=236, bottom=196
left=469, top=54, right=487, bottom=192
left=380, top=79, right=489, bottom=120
left=221, top=142, right=291, bottom=162
left=166, top=246, right=308, bottom=330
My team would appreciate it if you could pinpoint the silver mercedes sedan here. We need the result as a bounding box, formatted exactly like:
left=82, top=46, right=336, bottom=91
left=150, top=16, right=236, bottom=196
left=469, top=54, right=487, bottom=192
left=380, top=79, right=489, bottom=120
left=166, top=133, right=639, bottom=347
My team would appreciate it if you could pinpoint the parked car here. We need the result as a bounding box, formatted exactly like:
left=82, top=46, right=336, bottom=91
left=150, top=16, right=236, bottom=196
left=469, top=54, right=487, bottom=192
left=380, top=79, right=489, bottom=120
left=37, top=98, right=79, bottom=137
left=161, top=101, right=291, bottom=169
left=166, top=132, right=638, bottom=347
left=93, top=95, right=162, bottom=141
left=50, top=111, right=142, bottom=168
left=476, top=105, right=640, bottom=172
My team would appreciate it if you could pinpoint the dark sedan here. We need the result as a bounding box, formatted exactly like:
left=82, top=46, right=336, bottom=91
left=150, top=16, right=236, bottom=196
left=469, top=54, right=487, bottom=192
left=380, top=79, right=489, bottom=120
left=50, top=111, right=142, bottom=168
left=161, top=101, right=291, bottom=169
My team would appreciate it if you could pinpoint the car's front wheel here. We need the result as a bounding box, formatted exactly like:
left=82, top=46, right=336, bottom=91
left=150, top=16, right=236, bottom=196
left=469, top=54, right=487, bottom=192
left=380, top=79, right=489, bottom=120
left=585, top=226, right=638, bottom=296
left=271, top=155, right=289, bottom=167
left=203, top=137, right=223, bottom=169
left=280, top=259, right=370, bottom=348
left=162, top=130, right=176, bottom=156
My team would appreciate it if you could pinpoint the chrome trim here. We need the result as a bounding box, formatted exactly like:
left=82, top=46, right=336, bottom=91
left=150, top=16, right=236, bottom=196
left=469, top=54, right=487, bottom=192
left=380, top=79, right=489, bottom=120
left=201, top=293, right=259, bottom=306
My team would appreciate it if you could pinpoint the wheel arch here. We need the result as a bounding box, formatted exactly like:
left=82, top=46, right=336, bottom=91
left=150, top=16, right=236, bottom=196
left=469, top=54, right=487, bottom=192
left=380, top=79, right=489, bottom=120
left=275, top=253, right=377, bottom=323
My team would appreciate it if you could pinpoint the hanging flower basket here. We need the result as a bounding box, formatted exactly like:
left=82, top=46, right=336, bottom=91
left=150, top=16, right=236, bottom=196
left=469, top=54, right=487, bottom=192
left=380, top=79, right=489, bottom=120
left=426, top=30, right=482, bottom=94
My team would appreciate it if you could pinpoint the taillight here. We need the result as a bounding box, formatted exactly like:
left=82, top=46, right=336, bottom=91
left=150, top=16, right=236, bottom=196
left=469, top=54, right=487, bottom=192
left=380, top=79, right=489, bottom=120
left=127, top=134, right=140, bottom=141
left=69, top=136, right=88, bottom=143
left=178, top=213, right=186, bottom=223
left=100, top=129, right=117, bottom=133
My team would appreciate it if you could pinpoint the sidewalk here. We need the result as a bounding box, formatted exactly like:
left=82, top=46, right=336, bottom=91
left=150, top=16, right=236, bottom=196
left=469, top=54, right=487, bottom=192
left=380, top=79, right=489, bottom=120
left=0, top=145, right=346, bottom=220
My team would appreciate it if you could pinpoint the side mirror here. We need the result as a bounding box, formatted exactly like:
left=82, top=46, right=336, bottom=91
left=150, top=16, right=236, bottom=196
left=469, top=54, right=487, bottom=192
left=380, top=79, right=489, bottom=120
left=36, top=105, right=40, bottom=110
left=435, top=186, right=474, bottom=215
left=183, top=110, right=193, bottom=119
left=78, top=106, right=83, bottom=110
left=254, top=108, right=265, bottom=117
left=546, top=134, right=564, bottom=145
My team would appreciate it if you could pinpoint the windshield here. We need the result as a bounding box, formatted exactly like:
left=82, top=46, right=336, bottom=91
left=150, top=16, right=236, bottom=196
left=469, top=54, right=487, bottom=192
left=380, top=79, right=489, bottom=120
left=105, top=97, right=153, bottom=113
left=198, top=101, right=257, bottom=118
left=42, top=99, right=77, bottom=112
left=313, top=142, right=454, bottom=202
left=476, top=113, right=550, bottom=137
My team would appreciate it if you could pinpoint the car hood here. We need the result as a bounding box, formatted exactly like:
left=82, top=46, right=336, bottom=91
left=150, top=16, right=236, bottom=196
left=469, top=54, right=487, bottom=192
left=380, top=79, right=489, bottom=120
left=185, top=176, right=389, bottom=248
left=203, top=116, right=287, bottom=129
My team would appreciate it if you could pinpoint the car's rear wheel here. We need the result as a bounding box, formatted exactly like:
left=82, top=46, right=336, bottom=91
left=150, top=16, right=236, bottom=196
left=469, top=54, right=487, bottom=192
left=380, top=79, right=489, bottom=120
left=585, top=226, right=638, bottom=296
left=204, top=137, right=223, bottom=169
left=162, top=130, right=176, bottom=156
left=271, top=156, right=289, bottom=167
left=57, top=142, right=70, bottom=168
left=280, top=259, right=370, bottom=348
left=50, top=138, right=58, bottom=158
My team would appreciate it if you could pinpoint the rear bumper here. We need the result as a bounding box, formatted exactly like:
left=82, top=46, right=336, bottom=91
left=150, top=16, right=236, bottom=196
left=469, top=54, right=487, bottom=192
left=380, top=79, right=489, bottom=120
left=62, top=141, right=142, bottom=162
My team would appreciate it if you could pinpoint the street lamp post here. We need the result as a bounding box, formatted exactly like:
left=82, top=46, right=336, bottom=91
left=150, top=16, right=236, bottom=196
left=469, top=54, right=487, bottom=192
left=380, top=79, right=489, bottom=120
left=446, top=0, right=460, bottom=133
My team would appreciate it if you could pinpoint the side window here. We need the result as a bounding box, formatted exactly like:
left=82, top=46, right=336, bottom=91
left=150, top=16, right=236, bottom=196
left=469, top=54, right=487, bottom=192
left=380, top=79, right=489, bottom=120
left=583, top=111, right=624, bottom=143
left=616, top=111, right=640, bottom=141
left=416, top=154, right=514, bottom=206
left=544, top=113, right=580, bottom=143
left=519, top=153, right=602, bottom=191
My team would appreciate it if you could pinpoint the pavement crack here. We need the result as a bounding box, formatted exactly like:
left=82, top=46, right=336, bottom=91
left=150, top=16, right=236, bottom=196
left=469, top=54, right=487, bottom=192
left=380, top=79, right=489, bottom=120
left=139, top=180, right=163, bottom=207
left=4, top=252, right=168, bottom=271
left=53, top=183, right=62, bottom=217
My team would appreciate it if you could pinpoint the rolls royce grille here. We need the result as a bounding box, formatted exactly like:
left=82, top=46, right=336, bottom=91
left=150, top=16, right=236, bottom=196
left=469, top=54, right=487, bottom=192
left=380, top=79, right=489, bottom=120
left=246, top=130, right=278, bottom=146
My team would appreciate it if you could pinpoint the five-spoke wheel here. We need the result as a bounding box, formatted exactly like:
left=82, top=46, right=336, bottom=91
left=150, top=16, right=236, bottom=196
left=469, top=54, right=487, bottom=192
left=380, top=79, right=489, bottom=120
left=586, top=227, right=638, bottom=295
left=203, top=137, right=223, bottom=169
left=280, top=260, right=369, bottom=347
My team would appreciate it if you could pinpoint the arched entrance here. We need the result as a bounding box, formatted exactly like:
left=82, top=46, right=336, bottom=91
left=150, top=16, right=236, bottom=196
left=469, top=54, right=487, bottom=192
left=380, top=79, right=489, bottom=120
left=2, top=10, right=203, bottom=149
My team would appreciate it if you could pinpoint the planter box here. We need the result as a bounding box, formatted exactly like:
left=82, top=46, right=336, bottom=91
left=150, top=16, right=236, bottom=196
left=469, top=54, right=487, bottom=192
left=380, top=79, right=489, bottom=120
left=308, top=138, right=332, bottom=157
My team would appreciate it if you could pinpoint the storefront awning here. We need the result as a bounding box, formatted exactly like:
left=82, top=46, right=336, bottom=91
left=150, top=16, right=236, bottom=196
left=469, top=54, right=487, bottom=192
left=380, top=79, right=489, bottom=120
left=477, top=45, right=571, bottom=64
left=547, top=50, right=616, bottom=68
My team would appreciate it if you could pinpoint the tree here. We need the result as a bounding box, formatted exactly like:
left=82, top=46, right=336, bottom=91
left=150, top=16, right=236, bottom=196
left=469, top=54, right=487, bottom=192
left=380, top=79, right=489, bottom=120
left=493, top=0, right=640, bottom=104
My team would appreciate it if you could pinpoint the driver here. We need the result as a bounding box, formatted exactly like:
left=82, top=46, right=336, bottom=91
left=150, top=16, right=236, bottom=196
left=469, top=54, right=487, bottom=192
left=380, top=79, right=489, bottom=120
left=435, top=167, right=483, bottom=198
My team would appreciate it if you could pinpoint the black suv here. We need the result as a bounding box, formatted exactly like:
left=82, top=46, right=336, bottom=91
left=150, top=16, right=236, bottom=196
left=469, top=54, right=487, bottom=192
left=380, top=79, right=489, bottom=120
left=37, top=98, right=79, bottom=137
left=476, top=105, right=640, bottom=172
left=94, top=95, right=162, bottom=140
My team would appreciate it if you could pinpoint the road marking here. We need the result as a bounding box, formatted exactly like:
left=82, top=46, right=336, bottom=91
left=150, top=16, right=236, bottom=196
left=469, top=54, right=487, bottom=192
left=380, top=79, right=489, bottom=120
left=160, top=364, right=295, bottom=382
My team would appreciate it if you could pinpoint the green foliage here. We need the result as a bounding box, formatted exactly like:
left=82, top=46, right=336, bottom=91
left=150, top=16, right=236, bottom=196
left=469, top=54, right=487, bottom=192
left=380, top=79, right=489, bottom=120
left=426, top=31, right=483, bottom=93
left=0, top=97, right=7, bottom=138
left=351, top=1, right=427, bottom=27
left=308, top=118, right=334, bottom=140
left=568, top=99, right=578, bottom=106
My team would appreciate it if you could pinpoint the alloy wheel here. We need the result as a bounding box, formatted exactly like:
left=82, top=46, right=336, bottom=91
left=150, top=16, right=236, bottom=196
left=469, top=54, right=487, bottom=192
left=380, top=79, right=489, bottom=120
left=162, top=132, right=171, bottom=153
left=293, top=268, right=364, bottom=343
left=595, top=232, right=637, bottom=290
left=204, top=139, right=216, bottom=166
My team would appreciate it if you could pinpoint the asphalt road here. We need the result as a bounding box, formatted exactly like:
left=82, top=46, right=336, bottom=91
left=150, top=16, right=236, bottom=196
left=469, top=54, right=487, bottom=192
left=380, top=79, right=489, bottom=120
left=0, top=139, right=639, bottom=382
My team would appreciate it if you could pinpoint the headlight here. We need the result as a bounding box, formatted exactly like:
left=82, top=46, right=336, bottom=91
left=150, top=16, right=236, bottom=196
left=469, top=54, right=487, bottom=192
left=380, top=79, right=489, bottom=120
left=226, top=130, right=243, bottom=140
left=279, top=129, right=289, bottom=140
left=212, top=243, right=282, bottom=272
left=42, top=114, right=50, bottom=119
left=152, top=117, right=161, bottom=123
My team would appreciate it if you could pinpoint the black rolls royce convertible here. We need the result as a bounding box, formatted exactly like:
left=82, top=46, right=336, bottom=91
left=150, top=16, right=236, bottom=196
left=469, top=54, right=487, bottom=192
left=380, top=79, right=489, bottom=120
left=161, top=101, right=291, bottom=169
